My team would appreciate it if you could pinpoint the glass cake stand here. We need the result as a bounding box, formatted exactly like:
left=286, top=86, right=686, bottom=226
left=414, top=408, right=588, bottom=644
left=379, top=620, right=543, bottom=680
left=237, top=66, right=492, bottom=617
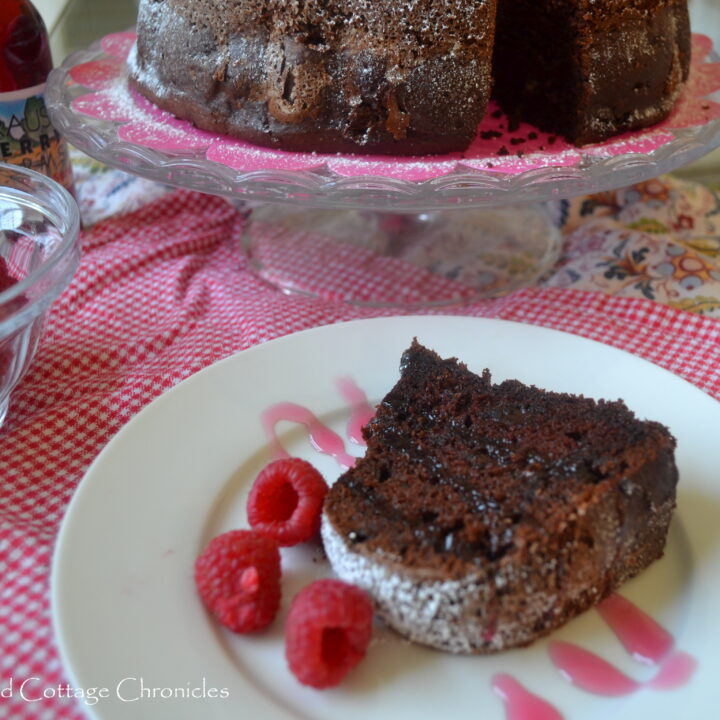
left=45, top=31, right=720, bottom=307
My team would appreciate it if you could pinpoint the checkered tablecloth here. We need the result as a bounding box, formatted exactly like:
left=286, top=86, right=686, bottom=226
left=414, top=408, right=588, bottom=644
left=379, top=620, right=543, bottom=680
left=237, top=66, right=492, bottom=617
left=1, top=176, right=720, bottom=719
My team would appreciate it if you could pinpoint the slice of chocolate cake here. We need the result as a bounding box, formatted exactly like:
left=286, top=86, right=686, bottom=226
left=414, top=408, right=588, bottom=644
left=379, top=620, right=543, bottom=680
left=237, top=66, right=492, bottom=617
left=491, top=0, right=690, bottom=145
left=321, top=340, right=678, bottom=653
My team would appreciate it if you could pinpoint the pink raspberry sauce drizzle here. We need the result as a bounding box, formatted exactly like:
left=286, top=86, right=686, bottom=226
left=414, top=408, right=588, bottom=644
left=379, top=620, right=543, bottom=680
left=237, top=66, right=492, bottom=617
left=596, top=592, right=673, bottom=664
left=548, top=642, right=642, bottom=697
left=548, top=593, right=697, bottom=696
left=335, top=376, right=375, bottom=446
left=261, top=401, right=357, bottom=470
left=646, top=651, right=698, bottom=691
left=261, top=377, right=374, bottom=466
left=492, top=674, right=564, bottom=720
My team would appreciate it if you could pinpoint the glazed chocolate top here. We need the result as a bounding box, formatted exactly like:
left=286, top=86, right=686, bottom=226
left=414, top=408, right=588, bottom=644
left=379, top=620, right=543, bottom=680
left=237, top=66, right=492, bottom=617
left=324, top=341, right=677, bottom=576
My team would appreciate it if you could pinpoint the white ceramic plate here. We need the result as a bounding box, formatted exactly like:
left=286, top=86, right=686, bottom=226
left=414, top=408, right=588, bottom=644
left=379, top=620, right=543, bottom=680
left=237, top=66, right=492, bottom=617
left=52, top=316, right=720, bottom=720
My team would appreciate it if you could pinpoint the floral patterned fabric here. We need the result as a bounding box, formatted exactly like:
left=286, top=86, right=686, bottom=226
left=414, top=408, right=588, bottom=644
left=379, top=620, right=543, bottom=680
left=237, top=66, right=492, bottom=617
left=545, top=176, right=720, bottom=315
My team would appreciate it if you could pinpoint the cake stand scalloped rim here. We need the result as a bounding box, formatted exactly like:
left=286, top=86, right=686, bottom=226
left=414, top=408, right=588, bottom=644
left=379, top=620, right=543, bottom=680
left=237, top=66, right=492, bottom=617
left=47, top=41, right=720, bottom=212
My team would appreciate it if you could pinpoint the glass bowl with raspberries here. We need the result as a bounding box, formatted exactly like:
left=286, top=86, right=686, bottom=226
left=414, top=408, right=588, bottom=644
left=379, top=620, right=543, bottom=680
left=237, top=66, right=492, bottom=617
left=0, top=163, right=80, bottom=428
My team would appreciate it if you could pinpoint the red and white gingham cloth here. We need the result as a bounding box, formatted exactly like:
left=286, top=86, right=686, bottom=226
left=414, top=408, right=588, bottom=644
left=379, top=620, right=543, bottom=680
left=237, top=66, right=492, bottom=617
left=1, top=188, right=720, bottom=719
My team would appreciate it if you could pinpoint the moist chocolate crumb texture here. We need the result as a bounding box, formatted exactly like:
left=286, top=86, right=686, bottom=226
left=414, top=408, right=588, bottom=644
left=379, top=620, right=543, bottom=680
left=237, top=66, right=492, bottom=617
left=128, top=0, right=690, bottom=155
left=321, top=341, right=678, bottom=653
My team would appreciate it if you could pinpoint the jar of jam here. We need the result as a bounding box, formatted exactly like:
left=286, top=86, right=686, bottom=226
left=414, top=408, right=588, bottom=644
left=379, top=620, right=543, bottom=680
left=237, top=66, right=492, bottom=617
left=0, top=0, right=75, bottom=193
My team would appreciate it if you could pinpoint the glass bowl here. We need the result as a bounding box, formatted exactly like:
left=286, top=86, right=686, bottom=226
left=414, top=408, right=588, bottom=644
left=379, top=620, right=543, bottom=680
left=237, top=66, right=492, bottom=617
left=0, top=164, right=81, bottom=429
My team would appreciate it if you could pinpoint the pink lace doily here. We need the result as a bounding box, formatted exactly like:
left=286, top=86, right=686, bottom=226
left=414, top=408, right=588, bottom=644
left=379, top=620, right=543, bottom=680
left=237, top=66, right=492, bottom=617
left=67, top=32, right=720, bottom=183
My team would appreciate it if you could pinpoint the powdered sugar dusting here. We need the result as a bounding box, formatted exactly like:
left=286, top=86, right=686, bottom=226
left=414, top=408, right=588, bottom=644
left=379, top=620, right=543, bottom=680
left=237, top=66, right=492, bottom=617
left=71, top=47, right=217, bottom=151
left=206, top=140, right=327, bottom=173
left=69, top=58, right=126, bottom=91
left=71, top=93, right=134, bottom=124
left=100, top=31, right=136, bottom=60
left=586, top=129, right=677, bottom=157
left=321, top=493, right=677, bottom=656
left=320, top=513, right=556, bottom=654
left=126, top=24, right=172, bottom=104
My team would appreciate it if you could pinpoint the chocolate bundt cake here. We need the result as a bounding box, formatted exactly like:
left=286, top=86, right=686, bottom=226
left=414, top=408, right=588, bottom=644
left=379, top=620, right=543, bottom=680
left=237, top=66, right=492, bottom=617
left=321, top=341, right=678, bottom=653
left=129, top=0, right=497, bottom=155
left=128, top=0, right=691, bottom=155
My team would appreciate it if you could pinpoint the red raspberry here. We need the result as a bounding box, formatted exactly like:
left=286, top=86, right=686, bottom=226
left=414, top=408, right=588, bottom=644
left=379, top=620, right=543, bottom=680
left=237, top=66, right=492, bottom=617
left=194, top=530, right=281, bottom=633
left=247, top=458, right=328, bottom=546
left=285, top=579, right=374, bottom=688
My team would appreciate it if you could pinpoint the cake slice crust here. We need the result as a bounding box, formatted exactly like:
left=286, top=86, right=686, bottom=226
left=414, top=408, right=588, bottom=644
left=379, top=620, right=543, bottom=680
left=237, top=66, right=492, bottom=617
left=322, top=341, right=678, bottom=653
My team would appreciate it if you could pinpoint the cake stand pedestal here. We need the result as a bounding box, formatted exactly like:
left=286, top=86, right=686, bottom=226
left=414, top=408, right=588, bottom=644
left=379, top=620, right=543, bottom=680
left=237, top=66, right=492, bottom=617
left=46, top=32, right=720, bottom=307
left=240, top=204, right=561, bottom=305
